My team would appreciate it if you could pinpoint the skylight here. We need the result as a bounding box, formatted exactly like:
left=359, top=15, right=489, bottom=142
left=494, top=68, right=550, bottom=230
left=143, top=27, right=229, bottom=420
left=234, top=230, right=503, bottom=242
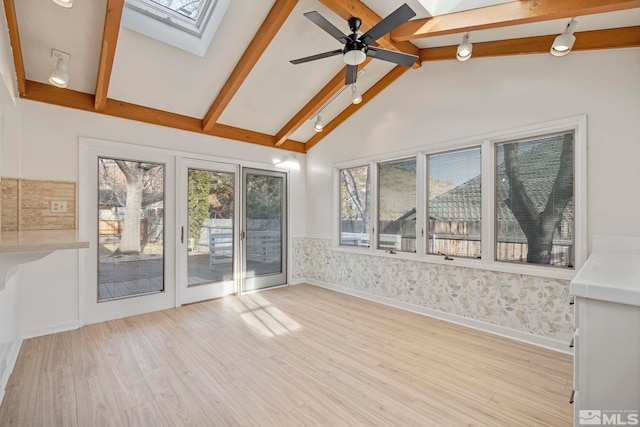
left=148, top=0, right=205, bottom=22
left=122, top=0, right=230, bottom=57
left=417, top=0, right=516, bottom=16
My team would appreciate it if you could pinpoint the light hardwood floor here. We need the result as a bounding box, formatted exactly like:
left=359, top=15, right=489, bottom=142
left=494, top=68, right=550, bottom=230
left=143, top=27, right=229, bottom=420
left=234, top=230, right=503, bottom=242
left=0, top=284, right=573, bottom=426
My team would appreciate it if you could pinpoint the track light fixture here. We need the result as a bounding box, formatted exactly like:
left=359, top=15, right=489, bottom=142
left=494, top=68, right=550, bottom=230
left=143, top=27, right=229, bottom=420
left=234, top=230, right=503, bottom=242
left=456, top=33, right=472, bottom=62
left=314, top=115, right=324, bottom=132
left=351, top=85, right=362, bottom=104
left=551, top=18, right=578, bottom=57
left=49, top=49, right=70, bottom=88
left=52, top=0, right=73, bottom=8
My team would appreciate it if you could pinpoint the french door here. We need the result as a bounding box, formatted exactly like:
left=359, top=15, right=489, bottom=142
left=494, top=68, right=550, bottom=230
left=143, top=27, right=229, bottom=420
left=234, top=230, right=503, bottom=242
left=178, top=159, right=239, bottom=304
left=80, top=140, right=176, bottom=325
left=242, top=169, right=287, bottom=292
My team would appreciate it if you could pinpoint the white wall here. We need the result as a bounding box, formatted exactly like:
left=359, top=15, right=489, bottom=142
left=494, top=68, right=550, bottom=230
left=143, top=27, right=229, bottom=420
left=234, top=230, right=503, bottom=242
left=2, top=100, right=306, bottom=337
left=300, top=48, right=639, bottom=349
left=306, top=49, right=640, bottom=244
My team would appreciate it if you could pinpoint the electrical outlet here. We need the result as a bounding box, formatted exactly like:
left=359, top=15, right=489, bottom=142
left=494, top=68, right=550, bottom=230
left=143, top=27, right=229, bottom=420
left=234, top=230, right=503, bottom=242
left=51, top=201, right=67, bottom=213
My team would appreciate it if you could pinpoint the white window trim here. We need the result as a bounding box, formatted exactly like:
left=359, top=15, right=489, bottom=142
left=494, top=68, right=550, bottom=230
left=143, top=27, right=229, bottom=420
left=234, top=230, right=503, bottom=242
left=332, top=116, right=587, bottom=281
left=122, top=0, right=230, bottom=57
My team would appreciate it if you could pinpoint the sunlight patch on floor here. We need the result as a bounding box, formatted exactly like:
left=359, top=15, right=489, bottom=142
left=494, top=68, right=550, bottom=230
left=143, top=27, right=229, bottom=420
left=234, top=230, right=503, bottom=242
left=229, top=293, right=301, bottom=338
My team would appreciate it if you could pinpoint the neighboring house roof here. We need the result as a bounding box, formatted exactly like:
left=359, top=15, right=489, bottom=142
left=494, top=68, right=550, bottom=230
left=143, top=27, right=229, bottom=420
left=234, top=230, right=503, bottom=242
left=428, top=133, right=574, bottom=224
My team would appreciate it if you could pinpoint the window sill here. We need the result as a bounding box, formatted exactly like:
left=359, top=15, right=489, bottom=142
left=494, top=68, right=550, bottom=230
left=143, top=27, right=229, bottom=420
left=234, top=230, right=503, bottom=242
left=331, top=245, right=576, bottom=281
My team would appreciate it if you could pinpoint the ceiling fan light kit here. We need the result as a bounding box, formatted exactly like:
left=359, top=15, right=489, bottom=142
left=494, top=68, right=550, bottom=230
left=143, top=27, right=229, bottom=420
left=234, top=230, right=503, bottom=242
left=551, top=18, right=578, bottom=57
left=344, top=49, right=366, bottom=66
left=290, top=3, right=418, bottom=85
left=52, top=0, right=73, bottom=8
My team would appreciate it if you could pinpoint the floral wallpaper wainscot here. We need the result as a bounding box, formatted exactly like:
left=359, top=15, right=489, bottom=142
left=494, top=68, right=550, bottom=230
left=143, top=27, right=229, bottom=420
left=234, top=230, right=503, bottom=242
left=292, top=237, right=574, bottom=344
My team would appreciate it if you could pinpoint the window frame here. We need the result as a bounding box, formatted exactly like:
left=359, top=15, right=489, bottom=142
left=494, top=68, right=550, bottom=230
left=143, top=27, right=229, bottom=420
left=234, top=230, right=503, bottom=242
left=122, top=0, right=230, bottom=57
left=426, top=145, right=483, bottom=260
left=376, top=156, right=419, bottom=254
left=338, top=164, right=372, bottom=248
left=333, top=116, right=587, bottom=280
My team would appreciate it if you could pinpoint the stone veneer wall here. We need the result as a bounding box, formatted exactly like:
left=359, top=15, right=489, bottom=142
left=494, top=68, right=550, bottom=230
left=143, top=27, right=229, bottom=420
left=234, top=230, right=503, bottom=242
left=292, top=237, right=574, bottom=345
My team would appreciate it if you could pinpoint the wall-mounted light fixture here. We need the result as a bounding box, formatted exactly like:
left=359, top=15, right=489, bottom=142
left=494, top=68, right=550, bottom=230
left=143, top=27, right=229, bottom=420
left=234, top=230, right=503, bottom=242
left=52, top=0, right=73, bottom=8
left=49, top=49, right=70, bottom=88
left=456, top=33, right=472, bottom=61
left=551, top=18, right=578, bottom=57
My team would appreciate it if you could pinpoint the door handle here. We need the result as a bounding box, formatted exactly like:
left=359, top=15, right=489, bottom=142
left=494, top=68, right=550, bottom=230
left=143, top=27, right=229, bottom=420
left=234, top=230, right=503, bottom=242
left=240, top=230, right=246, bottom=240
left=181, top=226, right=184, bottom=244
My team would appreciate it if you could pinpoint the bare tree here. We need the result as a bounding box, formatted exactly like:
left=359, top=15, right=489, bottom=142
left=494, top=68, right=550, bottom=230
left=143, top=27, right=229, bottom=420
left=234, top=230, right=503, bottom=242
left=503, top=133, right=574, bottom=264
left=341, top=168, right=370, bottom=233
left=113, top=161, right=157, bottom=255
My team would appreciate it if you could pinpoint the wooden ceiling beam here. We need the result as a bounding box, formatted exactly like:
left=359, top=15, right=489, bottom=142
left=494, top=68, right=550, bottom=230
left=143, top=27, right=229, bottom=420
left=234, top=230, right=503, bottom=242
left=304, top=64, right=410, bottom=151
left=202, top=0, right=298, bottom=132
left=420, top=26, right=640, bottom=61
left=393, top=0, right=640, bottom=41
left=318, top=0, right=420, bottom=68
left=2, top=0, right=26, bottom=97
left=274, top=58, right=373, bottom=146
left=94, top=0, right=124, bottom=110
left=23, top=80, right=305, bottom=153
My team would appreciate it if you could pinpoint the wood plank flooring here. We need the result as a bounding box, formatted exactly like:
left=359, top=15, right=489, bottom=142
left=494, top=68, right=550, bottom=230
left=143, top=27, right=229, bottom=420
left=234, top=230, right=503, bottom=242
left=0, top=284, right=573, bottom=426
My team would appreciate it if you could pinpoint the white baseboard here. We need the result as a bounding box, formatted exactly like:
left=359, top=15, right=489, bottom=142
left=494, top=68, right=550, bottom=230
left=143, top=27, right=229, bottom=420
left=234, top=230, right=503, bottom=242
left=21, top=320, right=81, bottom=340
left=304, top=278, right=572, bottom=355
left=0, top=337, right=23, bottom=407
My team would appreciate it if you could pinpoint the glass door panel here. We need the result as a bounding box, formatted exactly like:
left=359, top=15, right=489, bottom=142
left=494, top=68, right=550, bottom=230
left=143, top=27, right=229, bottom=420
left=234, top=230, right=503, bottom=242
left=80, top=140, right=176, bottom=326
left=242, top=169, right=287, bottom=292
left=180, top=159, right=238, bottom=304
left=98, top=158, right=165, bottom=301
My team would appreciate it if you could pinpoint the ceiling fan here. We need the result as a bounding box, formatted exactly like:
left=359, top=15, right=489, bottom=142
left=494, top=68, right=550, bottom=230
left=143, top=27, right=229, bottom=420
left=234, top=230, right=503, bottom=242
left=290, top=3, right=418, bottom=85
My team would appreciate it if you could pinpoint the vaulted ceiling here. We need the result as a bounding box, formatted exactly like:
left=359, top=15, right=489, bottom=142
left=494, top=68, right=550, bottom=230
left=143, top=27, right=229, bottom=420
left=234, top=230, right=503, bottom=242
left=2, top=0, right=639, bottom=153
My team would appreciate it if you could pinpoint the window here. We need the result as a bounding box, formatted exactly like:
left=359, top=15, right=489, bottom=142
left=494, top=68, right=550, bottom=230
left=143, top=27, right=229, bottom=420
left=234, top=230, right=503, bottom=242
left=339, top=165, right=371, bottom=247
left=378, top=158, right=416, bottom=253
left=122, top=0, right=230, bottom=56
left=427, top=147, right=482, bottom=259
left=334, top=117, right=585, bottom=275
left=98, top=157, right=165, bottom=301
left=496, top=132, right=575, bottom=267
left=148, top=0, right=208, bottom=22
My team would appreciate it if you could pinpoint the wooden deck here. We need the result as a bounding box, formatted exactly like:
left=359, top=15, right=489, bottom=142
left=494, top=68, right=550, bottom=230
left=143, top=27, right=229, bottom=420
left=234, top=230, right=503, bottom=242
left=0, top=284, right=573, bottom=426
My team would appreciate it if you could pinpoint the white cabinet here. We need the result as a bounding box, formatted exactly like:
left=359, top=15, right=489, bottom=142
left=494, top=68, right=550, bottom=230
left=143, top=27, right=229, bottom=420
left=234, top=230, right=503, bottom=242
left=570, top=253, right=640, bottom=426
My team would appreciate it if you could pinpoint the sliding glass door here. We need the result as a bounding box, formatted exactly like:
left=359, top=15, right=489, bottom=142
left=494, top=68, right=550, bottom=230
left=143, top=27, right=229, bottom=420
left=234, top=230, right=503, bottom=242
left=242, top=168, right=287, bottom=292
left=178, top=159, right=239, bottom=304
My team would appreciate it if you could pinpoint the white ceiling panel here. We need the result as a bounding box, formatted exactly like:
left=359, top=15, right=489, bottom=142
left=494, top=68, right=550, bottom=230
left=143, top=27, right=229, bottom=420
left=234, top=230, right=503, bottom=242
left=15, top=0, right=106, bottom=94
left=107, top=0, right=275, bottom=118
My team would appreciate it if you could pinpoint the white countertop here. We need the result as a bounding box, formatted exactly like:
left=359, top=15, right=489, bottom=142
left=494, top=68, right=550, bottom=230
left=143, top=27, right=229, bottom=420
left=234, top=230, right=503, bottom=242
left=0, top=229, right=89, bottom=253
left=571, top=252, right=640, bottom=307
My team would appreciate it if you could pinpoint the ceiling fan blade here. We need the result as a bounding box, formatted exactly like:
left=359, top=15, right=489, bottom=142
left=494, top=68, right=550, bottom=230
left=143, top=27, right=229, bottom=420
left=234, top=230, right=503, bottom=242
left=345, top=64, right=357, bottom=85
left=366, top=46, right=417, bottom=67
left=360, top=3, right=416, bottom=45
left=304, top=11, right=349, bottom=44
left=290, top=49, right=343, bottom=65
